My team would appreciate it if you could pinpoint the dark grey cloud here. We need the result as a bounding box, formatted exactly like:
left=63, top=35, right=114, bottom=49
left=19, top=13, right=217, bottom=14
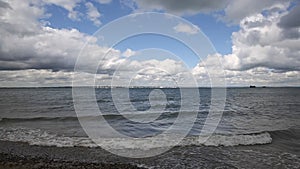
left=281, top=27, right=300, bottom=39
left=0, top=0, right=11, bottom=16
left=238, top=60, right=300, bottom=72
left=278, top=4, right=300, bottom=29
left=0, top=0, right=11, bottom=9
left=0, top=1, right=125, bottom=73
left=130, top=0, right=291, bottom=24
left=131, top=0, right=229, bottom=15
left=0, top=59, right=74, bottom=71
left=222, top=0, right=289, bottom=24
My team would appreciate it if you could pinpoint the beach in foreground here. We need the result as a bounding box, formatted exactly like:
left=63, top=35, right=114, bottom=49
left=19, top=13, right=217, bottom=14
left=0, top=137, right=299, bottom=169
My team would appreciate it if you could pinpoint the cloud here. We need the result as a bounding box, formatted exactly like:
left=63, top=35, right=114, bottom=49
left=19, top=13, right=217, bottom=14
left=85, top=2, right=101, bottom=26
left=220, top=6, right=300, bottom=72
left=191, top=3, right=300, bottom=86
left=221, top=0, right=290, bottom=24
left=127, top=0, right=294, bottom=25
left=278, top=4, right=300, bottom=29
left=128, top=0, right=229, bottom=15
left=0, top=0, right=45, bottom=35
left=0, top=0, right=11, bottom=9
left=0, top=0, right=299, bottom=87
left=43, top=0, right=82, bottom=20
left=122, top=49, right=137, bottom=57
left=192, top=54, right=300, bottom=87
left=0, top=69, right=116, bottom=87
left=0, top=0, right=120, bottom=72
left=173, top=22, right=200, bottom=35
left=0, top=69, right=72, bottom=87
left=0, top=26, right=121, bottom=71
left=110, top=58, right=193, bottom=87
left=95, top=0, right=112, bottom=4
left=0, top=0, right=196, bottom=87
left=42, top=0, right=105, bottom=22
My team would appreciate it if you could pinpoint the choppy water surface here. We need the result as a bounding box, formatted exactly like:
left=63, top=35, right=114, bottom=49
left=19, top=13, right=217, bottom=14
left=0, top=87, right=299, bottom=167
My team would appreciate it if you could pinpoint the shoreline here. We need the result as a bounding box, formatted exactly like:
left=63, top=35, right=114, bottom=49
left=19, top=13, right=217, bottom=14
left=0, top=140, right=299, bottom=169
left=0, top=152, right=143, bottom=169
left=0, top=141, right=145, bottom=169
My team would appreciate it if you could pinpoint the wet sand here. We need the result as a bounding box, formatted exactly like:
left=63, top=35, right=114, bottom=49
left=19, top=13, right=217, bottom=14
left=0, top=153, right=141, bottom=169
left=0, top=140, right=299, bottom=169
left=0, top=141, right=144, bottom=169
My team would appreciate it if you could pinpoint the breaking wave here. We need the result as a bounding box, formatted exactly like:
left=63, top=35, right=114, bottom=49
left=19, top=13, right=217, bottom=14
left=0, top=127, right=273, bottom=149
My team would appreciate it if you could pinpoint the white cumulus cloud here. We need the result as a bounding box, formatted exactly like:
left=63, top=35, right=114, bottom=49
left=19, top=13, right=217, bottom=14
left=43, top=0, right=82, bottom=20
left=122, top=49, right=137, bottom=57
left=173, top=22, right=200, bottom=35
left=95, top=0, right=112, bottom=4
left=85, top=2, right=102, bottom=26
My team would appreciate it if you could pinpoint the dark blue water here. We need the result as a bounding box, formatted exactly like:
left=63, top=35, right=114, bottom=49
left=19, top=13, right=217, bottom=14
left=0, top=87, right=299, bottom=156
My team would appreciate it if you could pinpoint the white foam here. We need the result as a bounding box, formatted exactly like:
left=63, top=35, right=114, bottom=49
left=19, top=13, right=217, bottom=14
left=0, top=127, right=272, bottom=150
left=202, top=132, right=272, bottom=146
left=0, top=127, right=96, bottom=148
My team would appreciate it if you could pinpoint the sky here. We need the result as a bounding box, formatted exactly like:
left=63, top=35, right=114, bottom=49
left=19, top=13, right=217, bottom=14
left=0, top=0, right=299, bottom=87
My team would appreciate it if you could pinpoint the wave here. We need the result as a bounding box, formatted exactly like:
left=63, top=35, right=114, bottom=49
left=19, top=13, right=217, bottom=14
left=0, top=115, right=129, bottom=122
left=267, top=128, right=300, bottom=153
left=0, top=115, right=136, bottom=122
left=97, top=99, right=112, bottom=103
left=0, top=111, right=183, bottom=123
left=0, top=116, right=80, bottom=122
left=268, top=128, right=300, bottom=140
left=201, top=132, right=272, bottom=146
left=0, top=127, right=276, bottom=149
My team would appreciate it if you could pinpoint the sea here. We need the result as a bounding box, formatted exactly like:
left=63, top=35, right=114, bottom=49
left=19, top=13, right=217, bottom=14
left=0, top=87, right=299, bottom=168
